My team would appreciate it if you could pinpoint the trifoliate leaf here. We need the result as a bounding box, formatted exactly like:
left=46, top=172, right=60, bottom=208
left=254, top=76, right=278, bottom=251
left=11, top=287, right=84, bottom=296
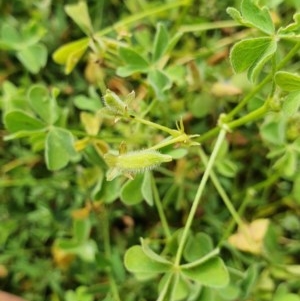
left=227, top=0, right=274, bottom=35
left=181, top=257, right=229, bottom=288
left=65, top=2, right=93, bottom=36
left=275, top=71, right=300, bottom=91
left=45, top=127, right=76, bottom=170
left=230, top=37, right=277, bottom=82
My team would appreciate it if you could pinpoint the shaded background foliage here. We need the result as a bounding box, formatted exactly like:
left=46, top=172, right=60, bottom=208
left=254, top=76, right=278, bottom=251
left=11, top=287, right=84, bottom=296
left=1, top=1, right=300, bottom=301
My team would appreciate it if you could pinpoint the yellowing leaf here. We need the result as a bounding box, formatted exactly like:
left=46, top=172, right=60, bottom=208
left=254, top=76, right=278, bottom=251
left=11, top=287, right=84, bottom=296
left=80, top=112, right=101, bottom=136
left=228, top=219, right=270, bottom=254
left=0, top=265, right=8, bottom=278
left=211, top=81, right=242, bottom=97
left=51, top=245, right=75, bottom=270
left=52, top=39, right=89, bottom=74
left=71, top=207, right=91, bottom=220
left=74, top=137, right=90, bottom=152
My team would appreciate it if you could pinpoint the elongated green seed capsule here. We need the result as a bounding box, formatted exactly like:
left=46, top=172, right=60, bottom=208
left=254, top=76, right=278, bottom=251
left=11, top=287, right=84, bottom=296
left=104, top=149, right=172, bottom=173
left=103, top=89, right=127, bottom=115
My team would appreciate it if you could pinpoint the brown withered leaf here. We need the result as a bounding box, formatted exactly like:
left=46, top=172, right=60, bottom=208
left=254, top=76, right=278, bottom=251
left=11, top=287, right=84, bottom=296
left=228, top=219, right=270, bottom=255
left=211, top=81, right=242, bottom=98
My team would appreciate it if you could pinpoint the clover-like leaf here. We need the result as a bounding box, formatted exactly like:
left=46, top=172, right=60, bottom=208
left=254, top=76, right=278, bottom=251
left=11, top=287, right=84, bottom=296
left=148, top=69, right=172, bottom=100
left=141, top=171, right=154, bottom=206
left=124, top=245, right=172, bottom=275
left=274, top=293, right=300, bottom=301
left=141, top=238, right=172, bottom=265
left=120, top=174, right=144, bottom=205
left=53, top=38, right=89, bottom=74
left=273, top=148, right=298, bottom=177
left=73, top=218, right=91, bottom=244
left=275, top=71, right=300, bottom=92
left=0, top=23, right=23, bottom=49
left=57, top=238, right=97, bottom=263
left=80, top=112, right=101, bottom=136
left=4, top=110, right=45, bottom=133
left=260, top=117, right=286, bottom=145
left=16, top=44, right=47, bottom=74
left=278, top=12, right=300, bottom=37
left=65, top=2, right=93, bottom=36
left=239, top=265, right=259, bottom=298
left=45, top=127, right=76, bottom=170
left=181, top=257, right=229, bottom=288
left=152, top=23, right=169, bottom=63
left=158, top=273, right=190, bottom=301
left=28, top=85, right=59, bottom=124
left=230, top=37, right=277, bottom=82
left=240, top=0, right=274, bottom=34
left=184, top=232, right=214, bottom=263
left=281, top=92, right=300, bottom=117
left=117, top=47, right=149, bottom=77
left=227, top=0, right=274, bottom=35
left=74, top=95, right=102, bottom=112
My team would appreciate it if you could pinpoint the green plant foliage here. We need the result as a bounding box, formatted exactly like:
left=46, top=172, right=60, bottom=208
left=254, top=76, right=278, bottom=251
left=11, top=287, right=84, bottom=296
left=152, top=23, right=169, bottom=63
left=16, top=44, right=48, bottom=74
left=28, top=85, right=59, bottom=124
left=52, top=39, right=89, bottom=74
left=181, top=257, right=229, bottom=288
left=117, top=47, right=150, bottom=76
left=124, top=245, right=172, bottom=276
left=120, top=175, right=144, bottom=205
left=275, top=71, right=300, bottom=91
left=227, top=0, right=274, bottom=34
left=45, top=127, right=76, bottom=170
left=0, top=22, right=47, bottom=73
left=230, top=37, right=277, bottom=82
left=1, top=0, right=300, bottom=300
left=65, top=2, right=94, bottom=36
left=4, top=110, right=45, bottom=133
left=148, top=69, right=172, bottom=100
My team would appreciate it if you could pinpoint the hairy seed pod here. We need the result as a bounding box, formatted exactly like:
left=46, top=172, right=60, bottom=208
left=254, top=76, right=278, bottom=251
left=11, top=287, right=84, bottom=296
left=103, top=89, right=127, bottom=115
left=104, top=149, right=172, bottom=174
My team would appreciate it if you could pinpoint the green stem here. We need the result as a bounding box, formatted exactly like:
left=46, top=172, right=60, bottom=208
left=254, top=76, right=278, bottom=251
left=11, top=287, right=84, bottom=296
left=181, top=248, right=220, bottom=269
left=100, top=206, right=121, bottom=301
left=151, top=173, right=172, bottom=240
left=219, top=171, right=280, bottom=243
left=198, top=148, right=244, bottom=229
left=197, top=102, right=269, bottom=144
left=95, top=0, right=189, bottom=37
left=108, top=276, right=121, bottom=301
left=227, top=103, right=268, bottom=130
left=226, top=41, right=300, bottom=120
left=174, top=128, right=227, bottom=266
left=277, top=40, right=300, bottom=70
left=197, top=127, right=219, bottom=144
left=197, top=147, right=252, bottom=248
left=225, top=77, right=270, bottom=122
left=179, top=20, right=238, bottom=33
left=129, top=115, right=178, bottom=136
left=196, top=41, right=300, bottom=144
left=157, top=273, right=173, bottom=301
left=170, top=272, right=180, bottom=301
left=149, top=135, right=187, bottom=150
left=219, top=190, right=252, bottom=245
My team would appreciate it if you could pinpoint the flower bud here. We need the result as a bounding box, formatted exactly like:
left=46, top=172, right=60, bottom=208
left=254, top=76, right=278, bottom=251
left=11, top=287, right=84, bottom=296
left=103, top=89, right=127, bottom=115
left=104, top=149, right=172, bottom=180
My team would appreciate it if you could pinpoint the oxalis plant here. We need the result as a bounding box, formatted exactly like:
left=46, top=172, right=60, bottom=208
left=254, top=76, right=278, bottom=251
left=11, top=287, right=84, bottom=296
left=2, top=0, right=300, bottom=300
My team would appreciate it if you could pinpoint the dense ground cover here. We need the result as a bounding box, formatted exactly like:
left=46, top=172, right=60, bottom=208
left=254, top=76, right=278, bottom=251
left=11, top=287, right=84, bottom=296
left=1, top=1, right=300, bottom=300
